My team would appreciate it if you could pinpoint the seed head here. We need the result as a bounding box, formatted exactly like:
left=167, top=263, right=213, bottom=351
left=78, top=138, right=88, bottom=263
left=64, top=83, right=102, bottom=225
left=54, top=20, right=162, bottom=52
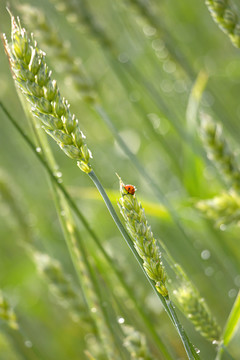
left=3, top=12, right=92, bottom=173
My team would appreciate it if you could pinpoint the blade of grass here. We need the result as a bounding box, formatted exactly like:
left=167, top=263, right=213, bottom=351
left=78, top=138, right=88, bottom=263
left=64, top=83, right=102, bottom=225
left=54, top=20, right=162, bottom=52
left=223, top=291, right=240, bottom=346
left=2, top=325, right=41, bottom=360
left=216, top=291, right=240, bottom=360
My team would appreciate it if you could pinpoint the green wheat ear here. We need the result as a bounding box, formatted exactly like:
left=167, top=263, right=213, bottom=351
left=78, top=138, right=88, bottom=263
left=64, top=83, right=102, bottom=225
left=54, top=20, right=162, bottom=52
left=206, top=0, right=240, bottom=48
left=174, top=284, right=221, bottom=342
left=0, top=291, right=18, bottom=330
left=122, top=324, right=156, bottom=360
left=2, top=12, right=92, bottom=174
left=196, top=190, right=240, bottom=227
left=117, top=176, right=168, bottom=297
left=200, top=113, right=240, bottom=191
left=34, top=252, right=93, bottom=326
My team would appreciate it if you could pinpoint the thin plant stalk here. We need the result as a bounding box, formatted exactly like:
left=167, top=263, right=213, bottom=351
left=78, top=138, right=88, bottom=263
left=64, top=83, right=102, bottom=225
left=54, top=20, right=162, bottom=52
left=21, top=96, right=124, bottom=357
left=122, top=0, right=240, bottom=141
left=0, top=293, right=40, bottom=360
left=51, top=186, right=123, bottom=359
left=0, top=101, right=173, bottom=360
left=88, top=170, right=200, bottom=360
left=1, top=101, right=199, bottom=359
left=77, top=0, right=193, bottom=146
left=216, top=344, right=235, bottom=360
left=2, top=325, right=41, bottom=360
left=1, top=102, right=122, bottom=358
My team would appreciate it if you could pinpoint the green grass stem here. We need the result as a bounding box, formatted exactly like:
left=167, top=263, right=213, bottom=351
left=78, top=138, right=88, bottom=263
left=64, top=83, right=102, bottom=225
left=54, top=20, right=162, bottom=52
left=88, top=170, right=200, bottom=360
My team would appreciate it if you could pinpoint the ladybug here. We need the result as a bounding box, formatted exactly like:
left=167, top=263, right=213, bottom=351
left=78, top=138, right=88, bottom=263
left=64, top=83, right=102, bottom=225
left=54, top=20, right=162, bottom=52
left=124, top=184, right=136, bottom=195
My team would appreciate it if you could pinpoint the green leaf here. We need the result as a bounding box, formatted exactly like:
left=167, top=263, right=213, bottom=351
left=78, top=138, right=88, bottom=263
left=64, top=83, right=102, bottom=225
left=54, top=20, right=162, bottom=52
left=223, top=291, right=240, bottom=346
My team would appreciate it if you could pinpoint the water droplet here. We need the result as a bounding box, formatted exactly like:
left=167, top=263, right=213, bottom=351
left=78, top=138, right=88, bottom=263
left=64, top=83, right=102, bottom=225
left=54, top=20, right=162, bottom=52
left=118, top=53, right=129, bottom=63
left=91, top=307, right=97, bottom=313
left=163, top=60, right=176, bottom=74
left=88, top=149, right=93, bottom=159
left=160, top=79, right=174, bottom=93
left=57, top=178, right=63, bottom=183
left=201, top=249, right=211, bottom=260
left=220, top=224, right=226, bottom=231
left=228, top=288, right=237, bottom=298
left=118, top=317, right=125, bottom=324
left=212, top=339, right=219, bottom=345
left=25, top=340, right=32, bottom=348
left=143, top=25, right=156, bottom=37
left=155, top=48, right=168, bottom=60
left=196, top=348, right=200, bottom=354
left=36, top=147, right=42, bottom=153
left=205, top=266, right=214, bottom=277
left=147, top=113, right=160, bottom=129
left=152, top=39, right=165, bottom=51
left=54, top=171, right=62, bottom=178
left=174, top=79, right=187, bottom=93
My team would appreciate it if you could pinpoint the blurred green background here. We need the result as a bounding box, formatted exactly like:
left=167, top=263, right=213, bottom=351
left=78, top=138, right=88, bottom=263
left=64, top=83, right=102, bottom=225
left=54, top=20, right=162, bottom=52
left=0, top=0, right=240, bottom=359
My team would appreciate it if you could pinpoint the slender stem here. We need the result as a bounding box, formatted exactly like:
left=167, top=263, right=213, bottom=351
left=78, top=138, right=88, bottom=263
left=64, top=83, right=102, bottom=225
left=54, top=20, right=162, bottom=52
left=97, top=64, right=182, bottom=177
left=52, top=186, right=123, bottom=359
left=0, top=101, right=173, bottom=359
left=216, top=343, right=236, bottom=360
left=166, top=299, right=200, bottom=360
left=0, top=101, right=95, bottom=240
left=1, top=101, right=200, bottom=359
left=88, top=169, right=200, bottom=360
left=3, top=325, right=41, bottom=360
left=22, top=102, right=124, bottom=358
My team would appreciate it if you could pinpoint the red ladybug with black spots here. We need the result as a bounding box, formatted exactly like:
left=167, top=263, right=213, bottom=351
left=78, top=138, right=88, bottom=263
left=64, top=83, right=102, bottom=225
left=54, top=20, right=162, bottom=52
left=124, top=184, right=136, bottom=195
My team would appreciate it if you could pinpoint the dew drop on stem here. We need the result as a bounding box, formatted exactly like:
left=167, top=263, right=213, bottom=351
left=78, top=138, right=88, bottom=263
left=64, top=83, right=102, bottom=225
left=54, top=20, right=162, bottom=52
left=118, top=317, right=125, bottom=324
left=24, top=340, right=32, bottom=348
